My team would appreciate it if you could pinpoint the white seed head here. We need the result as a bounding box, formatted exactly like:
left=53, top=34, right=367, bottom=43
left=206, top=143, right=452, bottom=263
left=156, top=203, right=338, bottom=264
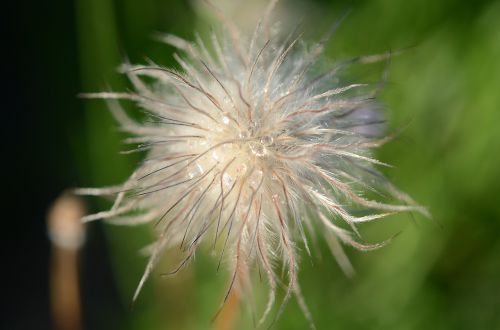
left=78, top=2, right=428, bottom=326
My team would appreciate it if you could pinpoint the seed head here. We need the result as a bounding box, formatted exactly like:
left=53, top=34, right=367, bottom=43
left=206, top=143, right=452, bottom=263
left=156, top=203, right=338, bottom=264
left=78, top=1, right=428, bottom=326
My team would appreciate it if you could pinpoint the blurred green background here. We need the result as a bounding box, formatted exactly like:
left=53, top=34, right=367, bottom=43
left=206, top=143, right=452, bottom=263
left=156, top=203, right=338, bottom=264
left=9, top=0, right=500, bottom=329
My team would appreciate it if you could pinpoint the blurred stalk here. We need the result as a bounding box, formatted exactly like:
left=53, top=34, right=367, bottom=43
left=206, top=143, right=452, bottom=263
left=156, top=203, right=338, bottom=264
left=75, top=0, right=124, bottom=182
left=75, top=0, right=151, bottom=319
left=75, top=0, right=139, bottom=297
left=48, top=193, right=86, bottom=330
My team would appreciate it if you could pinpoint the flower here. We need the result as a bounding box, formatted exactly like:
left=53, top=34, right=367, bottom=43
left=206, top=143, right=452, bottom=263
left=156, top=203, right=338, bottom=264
left=78, top=1, right=428, bottom=326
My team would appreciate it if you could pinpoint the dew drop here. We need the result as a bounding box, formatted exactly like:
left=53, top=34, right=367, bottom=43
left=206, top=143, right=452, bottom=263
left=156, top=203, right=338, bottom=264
left=188, top=162, right=204, bottom=179
left=212, top=150, right=222, bottom=162
left=249, top=170, right=264, bottom=190
left=249, top=121, right=258, bottom=134
left=239, top=130, right=250, bottom=139
left=222, top=172, right=233, bottom=187
left=249, top=142, right=266, bottom=157
left=260, top=135, right=273, bottom=146
left=236, top=163, right=247, bottom=175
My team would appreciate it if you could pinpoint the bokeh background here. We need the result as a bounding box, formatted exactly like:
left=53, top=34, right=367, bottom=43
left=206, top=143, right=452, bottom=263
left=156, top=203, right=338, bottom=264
left=8, top=0, right=500, bottom=329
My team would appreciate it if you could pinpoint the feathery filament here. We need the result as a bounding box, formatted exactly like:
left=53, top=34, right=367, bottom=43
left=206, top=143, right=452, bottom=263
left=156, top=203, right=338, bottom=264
left=79, top=3, right=428, bottom=326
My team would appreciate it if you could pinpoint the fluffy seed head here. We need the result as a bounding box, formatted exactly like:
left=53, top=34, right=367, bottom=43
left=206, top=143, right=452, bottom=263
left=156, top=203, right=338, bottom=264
left=79, top=2, right=428, bottom=325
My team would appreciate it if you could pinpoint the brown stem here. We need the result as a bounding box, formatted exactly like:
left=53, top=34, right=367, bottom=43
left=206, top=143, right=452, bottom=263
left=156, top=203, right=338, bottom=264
left=50, top=247, right=83, bottom=330
left=47, top=193, right=86, bottom=330
left=213, top=288, right=241, bottom=330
